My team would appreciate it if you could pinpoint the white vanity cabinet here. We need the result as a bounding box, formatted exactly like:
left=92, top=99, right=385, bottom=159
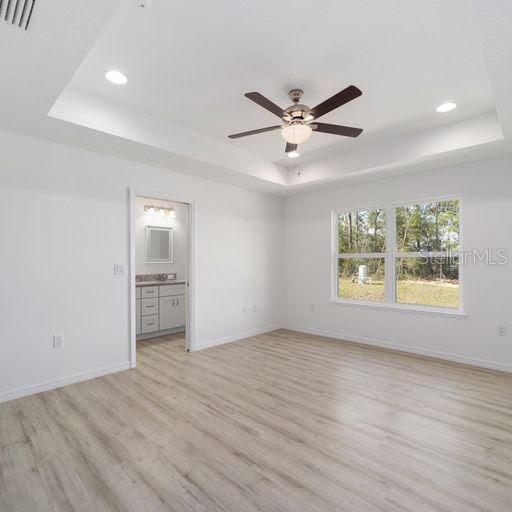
left=136, top=282, right=186, bottom=339
left=159, top=294, right=186, bottom=330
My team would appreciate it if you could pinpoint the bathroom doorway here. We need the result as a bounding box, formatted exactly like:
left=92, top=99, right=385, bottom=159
left=128, top=189, right=195, bottom=368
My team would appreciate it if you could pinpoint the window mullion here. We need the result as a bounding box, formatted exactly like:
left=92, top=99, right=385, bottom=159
left=337, top=253, right=386, bottom=259
left=385, top=206, right=396, bottom=304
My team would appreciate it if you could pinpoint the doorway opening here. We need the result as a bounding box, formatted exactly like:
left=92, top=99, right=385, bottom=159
left=129, top=189, right=195, bottom=367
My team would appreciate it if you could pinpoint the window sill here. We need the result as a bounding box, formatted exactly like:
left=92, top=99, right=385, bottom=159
left=329, top=298, right=467, bottom=318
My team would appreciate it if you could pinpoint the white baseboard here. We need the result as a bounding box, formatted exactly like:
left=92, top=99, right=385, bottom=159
left=195, top=325, right=283, bottom=351
left=283, top=325, right=512, bottom=374
left=0, top=361, right=131, bottom=404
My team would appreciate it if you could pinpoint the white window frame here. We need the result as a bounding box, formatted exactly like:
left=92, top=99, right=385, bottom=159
left=331, top=195, right=465, bottom=317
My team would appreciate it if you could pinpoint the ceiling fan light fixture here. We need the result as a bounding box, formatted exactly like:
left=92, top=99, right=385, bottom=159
left=281, top=123, right=312, bottom=145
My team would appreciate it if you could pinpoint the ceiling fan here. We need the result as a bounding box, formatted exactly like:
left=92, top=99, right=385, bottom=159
left=228, top=86, right=363, bottom=154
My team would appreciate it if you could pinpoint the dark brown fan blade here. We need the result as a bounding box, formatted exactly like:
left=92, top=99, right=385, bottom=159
left=245, top=92, right=286, bottom=119
left=285, top=143, right=297, bottom=153
left=228, top=125, right=282, bottom=139
left=308, top=85, right=362, bottom=120
left=311, top=123, right=363, bottom=138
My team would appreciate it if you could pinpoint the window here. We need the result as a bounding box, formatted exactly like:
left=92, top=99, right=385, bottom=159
left=333, top=198, right=461, bottom=312
left=336, top=209, right=386, bottom=302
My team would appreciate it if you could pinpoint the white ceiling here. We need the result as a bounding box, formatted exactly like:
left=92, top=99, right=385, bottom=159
left=67, top=0, right=494, bottom=165
left=1, top=0, right=512, bottom=194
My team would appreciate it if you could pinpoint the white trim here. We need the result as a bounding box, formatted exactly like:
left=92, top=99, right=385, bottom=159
left=128, top=188, right=137, bottom=367
left=128, top=187, right=196, bottom=368
left=331, top=211, right=338, bottom=301
left=330, top=298, right=466, bottom=317
left=187, top=201, right=197, bottom=353
left=0, top=362, right=131, bottom=404
left=194, top=326, right=282, bottom=351
left=283, top=326, right=512, bottom=373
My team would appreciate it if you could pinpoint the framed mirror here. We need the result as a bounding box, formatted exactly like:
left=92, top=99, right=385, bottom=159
left=146, top=226, right=173, bottom=263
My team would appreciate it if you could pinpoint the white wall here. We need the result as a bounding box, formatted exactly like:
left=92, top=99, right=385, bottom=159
left=135, top=197, right=187, bottom=279
left=0, top=128, right=282, bottom=401
left=2, top=125, right=512, bottom=403
left=283, top=154, right=512, bottom=370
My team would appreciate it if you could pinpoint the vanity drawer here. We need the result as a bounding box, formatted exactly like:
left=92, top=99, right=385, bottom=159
left=141, top=315, right=159, bottom=334
left=159, top=284, right=186, bottom=297
left=135, top=287, right=141, bottom=299
left=141, top=286, right=159, bottom=298
left=141, top=298, right=159, bottom=316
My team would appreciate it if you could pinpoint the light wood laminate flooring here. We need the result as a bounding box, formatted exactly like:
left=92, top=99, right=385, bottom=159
left=1, top=329, right=512, bottom=511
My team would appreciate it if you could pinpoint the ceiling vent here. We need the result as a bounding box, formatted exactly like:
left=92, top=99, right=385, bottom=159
left=0, top=0, right=36, bottom=30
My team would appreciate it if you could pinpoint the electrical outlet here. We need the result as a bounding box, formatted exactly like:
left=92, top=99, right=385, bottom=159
left=497, top=326, right=507, bottom=336
left=53, top=335, right=64, bottom=348
left=252, top=305, right=257, bottom=313
left=310, top=304, right=315, bottom=312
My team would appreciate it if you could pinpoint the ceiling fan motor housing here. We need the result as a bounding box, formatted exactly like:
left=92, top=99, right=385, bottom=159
left=285, top=89, right=312, bottom=122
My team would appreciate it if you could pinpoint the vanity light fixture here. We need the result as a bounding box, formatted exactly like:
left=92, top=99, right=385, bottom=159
left=144, top=204, right=176, bottom=218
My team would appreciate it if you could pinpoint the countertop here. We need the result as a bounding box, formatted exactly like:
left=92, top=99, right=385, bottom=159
left=136, top=280, right=186, bottom=287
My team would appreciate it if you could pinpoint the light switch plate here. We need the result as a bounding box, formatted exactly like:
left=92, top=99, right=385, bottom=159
left=114, top=264, right=126, bottom=275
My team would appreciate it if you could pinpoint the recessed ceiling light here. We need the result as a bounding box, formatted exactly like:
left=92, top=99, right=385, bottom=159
left=287, top=151, right=300, bottom=158
left=105, top=70, right=128, bottom=85
left=436, top=102, right=456, bottom=113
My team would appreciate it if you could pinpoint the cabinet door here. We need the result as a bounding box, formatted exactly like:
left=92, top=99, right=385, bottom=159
left=159, top=296, right=174, bottom=330
left=136, top=299, right=141, bottom=335
left=159, top=295, right=186, bottom=329
left=174, top=294, right=186, bottom=328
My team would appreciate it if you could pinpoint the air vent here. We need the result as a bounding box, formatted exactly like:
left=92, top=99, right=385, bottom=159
left=0, top=0, right=36, bottom=30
